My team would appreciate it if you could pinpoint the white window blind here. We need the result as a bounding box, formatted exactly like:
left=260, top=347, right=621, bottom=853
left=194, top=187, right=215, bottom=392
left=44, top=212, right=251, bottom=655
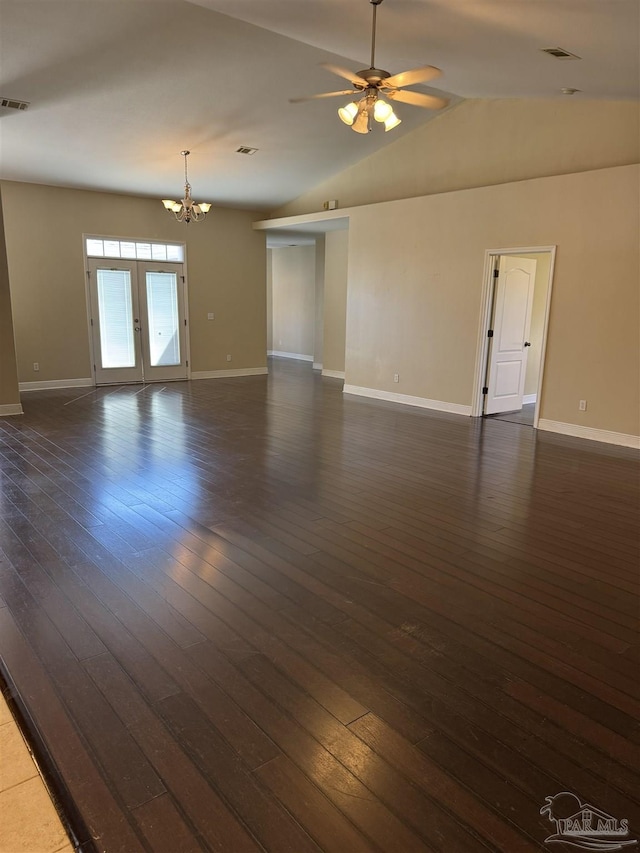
left=97, top=270, right=136, bottom=368
left=146, top=272, right=180, bottom=367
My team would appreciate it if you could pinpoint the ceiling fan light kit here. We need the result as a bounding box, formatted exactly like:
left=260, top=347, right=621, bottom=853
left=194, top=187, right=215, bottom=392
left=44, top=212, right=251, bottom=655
left=290, top=0, right=449, bottom=135
left=162, top=150, right=211, bottom=224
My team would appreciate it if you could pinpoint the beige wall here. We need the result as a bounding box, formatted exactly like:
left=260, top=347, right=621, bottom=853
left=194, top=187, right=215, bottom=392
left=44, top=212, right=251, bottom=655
left=345, top=165, right=639, bottom=437
left=0, top=188, right=20, bottom=409
left=270, top=245, right=316, bottom=358
left=274, top=99, right=639, bottom=218
left=323, top=230, right=349, bottom=374
left=1, top=181, right=266, bottom=382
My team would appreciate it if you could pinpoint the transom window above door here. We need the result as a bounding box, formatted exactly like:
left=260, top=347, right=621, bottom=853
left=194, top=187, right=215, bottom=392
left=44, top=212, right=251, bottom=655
left=85, top=236, right=184, bottom=262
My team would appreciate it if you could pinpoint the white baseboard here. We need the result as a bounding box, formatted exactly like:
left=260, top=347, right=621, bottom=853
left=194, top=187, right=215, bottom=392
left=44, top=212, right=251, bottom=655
left=322, top=369, right=345, bottom=380
left=343, top=384, right=472, bottom=416
left=19, top=378, right=93, bottom=391
left=523, top=394, right=537, bottom=405
left=0, top=403, right=23, bottom=416
left=538, top=419, right=640, bottom=449
left=268, top=350, right=313, bottom=362
left=313, top=362, right=323, bottom=371
left=191, top=367, right=268, bottom=380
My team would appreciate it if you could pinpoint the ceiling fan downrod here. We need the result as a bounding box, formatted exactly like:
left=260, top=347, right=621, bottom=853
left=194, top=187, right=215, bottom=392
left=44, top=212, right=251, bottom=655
left=370, top=0, right=384, bottom=70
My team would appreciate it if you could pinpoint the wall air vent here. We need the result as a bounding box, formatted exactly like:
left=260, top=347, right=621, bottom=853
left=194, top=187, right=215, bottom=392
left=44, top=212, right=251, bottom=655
left=236, top=146, right=258, bottom=155
left=541, top=47, right=581, bottom=60
left=0, top=97, right=30, bottom=111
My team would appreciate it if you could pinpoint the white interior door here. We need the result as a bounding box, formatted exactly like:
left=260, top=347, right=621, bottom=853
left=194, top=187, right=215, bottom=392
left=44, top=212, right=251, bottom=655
left=88, top=260, right=187, bottom=384
left=485, top=255, right=537, bottom=414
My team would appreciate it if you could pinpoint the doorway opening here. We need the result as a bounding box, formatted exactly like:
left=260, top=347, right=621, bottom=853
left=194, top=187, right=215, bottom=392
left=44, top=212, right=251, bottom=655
left=471, top=246, right=556, bottom=428
left=84, top=237, right=189, bottom=385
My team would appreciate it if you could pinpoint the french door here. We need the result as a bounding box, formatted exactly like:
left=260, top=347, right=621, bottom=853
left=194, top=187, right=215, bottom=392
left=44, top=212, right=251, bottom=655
left=88, top=259, right=188, bottom=385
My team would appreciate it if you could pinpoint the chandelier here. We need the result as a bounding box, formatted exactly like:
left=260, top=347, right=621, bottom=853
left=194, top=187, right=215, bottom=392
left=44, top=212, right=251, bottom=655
left=162, top=150, right=211, bottom=223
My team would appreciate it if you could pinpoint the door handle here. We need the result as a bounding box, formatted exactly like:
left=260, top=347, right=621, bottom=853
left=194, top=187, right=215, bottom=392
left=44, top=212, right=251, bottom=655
left=134, top=326, right=141, bottom=332
left=524, top=341, right=531, bottom=347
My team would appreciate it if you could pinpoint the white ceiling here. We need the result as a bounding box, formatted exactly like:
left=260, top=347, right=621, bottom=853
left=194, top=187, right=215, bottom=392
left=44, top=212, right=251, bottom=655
left=0, top=0, right=637, bottom=212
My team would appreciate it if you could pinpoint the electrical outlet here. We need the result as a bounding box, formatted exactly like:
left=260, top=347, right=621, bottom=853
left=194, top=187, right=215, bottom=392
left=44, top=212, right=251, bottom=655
left=226, top=354, right=232, bottom=362
left=393, top=373, right=399, bottom=383
left=33, top=362, right=39, bottom=371
left=579, top=399, right=587, bottom=411
left=207, top=312, right=215, bottom=320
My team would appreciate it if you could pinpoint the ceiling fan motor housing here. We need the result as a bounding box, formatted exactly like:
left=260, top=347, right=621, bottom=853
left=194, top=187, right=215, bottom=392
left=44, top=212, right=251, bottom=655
left=357, top=68, right=391, bottom=87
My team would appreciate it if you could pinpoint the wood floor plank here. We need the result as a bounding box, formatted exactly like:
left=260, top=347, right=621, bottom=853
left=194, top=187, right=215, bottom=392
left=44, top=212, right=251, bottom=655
left=131, top=794, right=206, bottom=853
left=0, top=607, right=146, bottom=853
left=83, top=652, right=264, bottom=853
left=0, top=359, right=637, bottom=852
left=254, top=755, right=380, bottom=853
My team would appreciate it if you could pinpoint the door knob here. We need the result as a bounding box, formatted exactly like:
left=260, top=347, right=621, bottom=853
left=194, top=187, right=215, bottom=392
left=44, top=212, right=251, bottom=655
left=134, top=326, right=141, bottom=332
left=524, top=341, right=531, bottom=347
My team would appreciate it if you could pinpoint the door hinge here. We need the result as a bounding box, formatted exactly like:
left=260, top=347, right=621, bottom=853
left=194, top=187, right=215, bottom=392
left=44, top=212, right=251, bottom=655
left=93, top=364, right=96, bottom=372
left=181, top=276, right=185, bottom=282
left=184, top=319, right=187, bottom=326
left=86, top=270, right=91, bottom=277
left=482, top=386, right=488, bottom=395
left=90, top=318, right=94, bottom=326
left=493, top=268, right=499, bottom=278
left=487, top=329, right=493, bottom=337
left=186, top=360, right=189, bottom=368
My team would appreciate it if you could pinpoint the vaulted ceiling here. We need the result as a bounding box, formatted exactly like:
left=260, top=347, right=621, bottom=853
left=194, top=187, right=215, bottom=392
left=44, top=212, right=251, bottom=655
left=0, top=0, right=637, bottom=211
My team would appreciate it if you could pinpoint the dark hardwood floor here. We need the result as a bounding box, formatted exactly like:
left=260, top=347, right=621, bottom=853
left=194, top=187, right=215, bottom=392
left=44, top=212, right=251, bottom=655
left=485, top=403, right=536, bottom=426
left=0, top=358, right=638, bottom=852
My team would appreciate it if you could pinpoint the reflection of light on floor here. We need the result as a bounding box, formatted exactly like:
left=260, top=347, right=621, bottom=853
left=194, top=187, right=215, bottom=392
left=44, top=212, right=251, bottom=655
left=149, top=388, right=187, bottom=459
left=99, top=385, right=198, bottom=500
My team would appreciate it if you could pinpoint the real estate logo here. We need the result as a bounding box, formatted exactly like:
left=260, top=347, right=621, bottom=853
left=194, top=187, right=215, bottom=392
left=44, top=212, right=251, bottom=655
left=541, top=792, right=637, bottom=851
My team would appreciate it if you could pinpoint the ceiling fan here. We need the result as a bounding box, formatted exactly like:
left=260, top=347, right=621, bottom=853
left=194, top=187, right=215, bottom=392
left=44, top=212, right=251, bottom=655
left=290, top=0, right=449, bottom=133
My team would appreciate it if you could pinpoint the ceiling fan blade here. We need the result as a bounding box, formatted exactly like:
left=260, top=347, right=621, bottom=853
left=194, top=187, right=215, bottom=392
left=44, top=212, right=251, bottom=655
left=388, top=89, right=450, bottom=110
left=320, top=62, right=368, bottom=86
left=289, top=90, right=358, bottom=104
left=382, top=65, right=442, bottom=89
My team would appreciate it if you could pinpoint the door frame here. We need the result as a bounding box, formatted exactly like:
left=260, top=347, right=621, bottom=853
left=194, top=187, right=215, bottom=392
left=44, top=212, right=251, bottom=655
left=83, top=234, right=191, bottom=386
left=471, top=245, right=557, bottom=428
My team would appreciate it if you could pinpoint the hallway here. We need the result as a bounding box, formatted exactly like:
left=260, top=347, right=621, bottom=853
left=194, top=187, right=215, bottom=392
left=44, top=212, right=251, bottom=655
left=0, top=359, right=638, bottom=852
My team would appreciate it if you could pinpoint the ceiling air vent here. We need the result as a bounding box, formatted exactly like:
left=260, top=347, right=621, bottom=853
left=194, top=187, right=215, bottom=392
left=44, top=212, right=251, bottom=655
left=541, top=47, right=581, bottom=60
left=0, top=97, right=30, bottom=111
left=236, top=146, right=258, bottom=155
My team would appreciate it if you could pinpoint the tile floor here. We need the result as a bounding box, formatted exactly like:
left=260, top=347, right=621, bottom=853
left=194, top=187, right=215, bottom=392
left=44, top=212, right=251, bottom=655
left=0, top=692, right=73, bottom=853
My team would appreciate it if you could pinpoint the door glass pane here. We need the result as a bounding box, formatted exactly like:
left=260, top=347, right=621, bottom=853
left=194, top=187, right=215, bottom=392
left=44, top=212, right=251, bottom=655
left=86, top=238, right=104, bottom=256
left=96, top=269, right=136, bottom=368
left=166, top=244, right=183, bottom=262
left=146, top=272, right=180, bottom=367
left=151, top=244, right=167, bottom=261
